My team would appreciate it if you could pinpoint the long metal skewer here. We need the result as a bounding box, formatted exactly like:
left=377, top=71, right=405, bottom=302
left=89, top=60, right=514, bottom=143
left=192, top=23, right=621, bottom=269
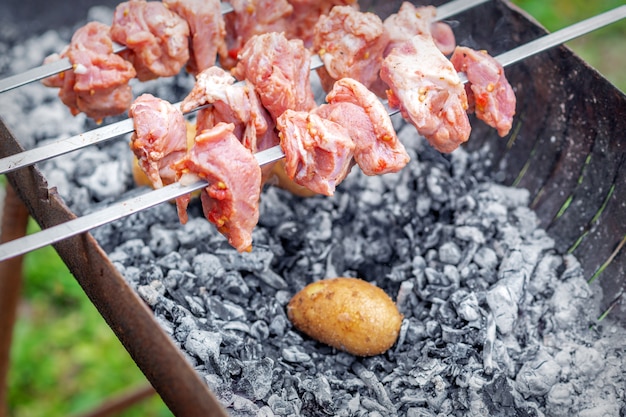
left=0, top=5, right=624, bottom=262
left=0, top=0, right=488, bottom=175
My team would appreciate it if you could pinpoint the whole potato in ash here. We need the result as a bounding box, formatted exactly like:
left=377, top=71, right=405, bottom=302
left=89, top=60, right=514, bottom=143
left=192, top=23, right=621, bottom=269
left=287, top=277, right=403, bottom=356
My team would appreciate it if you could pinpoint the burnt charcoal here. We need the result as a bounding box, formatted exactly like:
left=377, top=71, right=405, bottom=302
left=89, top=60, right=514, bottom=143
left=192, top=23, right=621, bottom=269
left=483, top=375, right=531, bottom=417
left=156, top=251, right=191, bottom=273
left=149, top=225, right=179, bottom=256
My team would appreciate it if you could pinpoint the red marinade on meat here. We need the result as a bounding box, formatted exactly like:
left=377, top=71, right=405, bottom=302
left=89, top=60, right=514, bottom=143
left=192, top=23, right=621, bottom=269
left=381, top=34, right=471, bottom=154
left=42, top=22, right=136, bottom=122
left=174, top=122, right=262, bottom=252
left=129, top=93, right=188, bottom=189
left=321, top=77, right=410, bottom=175
left=383, top=2, right=456, bottom=56
left=221, top=0, right=293, bottom=69
left=450, top=46, right=516, bottom=137
left=232, top=32, right=316, bottom=122
left=276, top=110, right=355, bottom=196
left=110, top=0, right=190, bottom=81
left=313, top=6, right=388, bottom=95
left=162, top=0, right=226, bottom=76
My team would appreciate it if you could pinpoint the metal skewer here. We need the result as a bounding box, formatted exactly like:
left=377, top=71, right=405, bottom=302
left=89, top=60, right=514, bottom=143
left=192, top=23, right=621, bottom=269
left=0, top=5, right=624, bottom=262
left=0, top=2, right=235, bottom=94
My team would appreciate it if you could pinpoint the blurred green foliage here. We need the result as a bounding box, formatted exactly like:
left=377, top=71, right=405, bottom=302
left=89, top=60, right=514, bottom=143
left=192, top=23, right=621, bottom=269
left=5, top=1, right=625, bottom=416
left=7, top=220, right=173, bottom=416
left=511, top=0, right=626, bottom=92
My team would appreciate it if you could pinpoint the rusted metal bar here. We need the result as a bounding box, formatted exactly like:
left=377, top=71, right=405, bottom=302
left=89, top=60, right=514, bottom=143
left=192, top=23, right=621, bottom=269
left=71, top=384, right=157, bottom=417
left=0, top=119, right=228, bottom=417
left=0, top=184, right=30, bottom=417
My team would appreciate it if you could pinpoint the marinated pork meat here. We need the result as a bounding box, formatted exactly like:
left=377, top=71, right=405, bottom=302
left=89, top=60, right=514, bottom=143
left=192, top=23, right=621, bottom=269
left=174, top=122, right=262, bottom=252
left=276, top=110, right=355, bottom=196
left=221, top=0, right=293, bottom=69
left=42, top=22, right=136, bottom=122
left=380, top=34, right=471, bottom=154
left=285, top=0, right=358, bottom=47
left=321, top=77, right=409, bottom=175
left=313, top=6, right=388, bottom=94
left=110, top=0, right=190, bottom=81
left=162, top=0, right=226, bottom=76
left=180, top=66, right=277, bottom=154
left=128, top=93, right=188, bottom=189
left=450, top=46, right=516, bottom=137
left=232, top=32, right=316, bottom=121
left=383, top=2, right=456, bottom=56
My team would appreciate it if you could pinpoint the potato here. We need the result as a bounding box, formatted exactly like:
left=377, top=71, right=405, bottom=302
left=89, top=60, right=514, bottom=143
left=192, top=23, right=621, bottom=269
left=287, top=277, right=403, bottom=356
left=267, top=159, right=317, bottom=198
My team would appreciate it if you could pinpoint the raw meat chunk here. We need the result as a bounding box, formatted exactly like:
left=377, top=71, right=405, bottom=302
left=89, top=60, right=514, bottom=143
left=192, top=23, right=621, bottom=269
left=180, top=66, right=277, bottom=154
left=129, top=93, right=188, bottom=189
left=232, top=32, right=316, bottom=121
left=163, top=0, right=226, bottom=76
left=383, top=2, right=456, bottom=56
left=285, top=0, right=357, bottom=47
left=221, top=0, right=293, bottom=69
left=313, top=6, right=388, bottom=94
left=321, top=78, right=409, bottom=175
left=381, top=34, right=471, bottom=153
left=111, top=0, right=190, bottom=81
left=276, top=110, right=355, bottom=196
left=42, top=22, right=136, bottom=122
left=450, top=46, right=516, bottom=137
left=174, top=122, right=262, bottom=252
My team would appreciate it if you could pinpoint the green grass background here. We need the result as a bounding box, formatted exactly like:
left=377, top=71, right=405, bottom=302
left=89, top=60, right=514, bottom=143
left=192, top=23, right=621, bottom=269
left=4, top=1, right=625, bottom=416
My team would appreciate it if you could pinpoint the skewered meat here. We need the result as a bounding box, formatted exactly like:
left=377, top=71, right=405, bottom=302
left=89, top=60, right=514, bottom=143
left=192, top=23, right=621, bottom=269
left=174, top=122, right=262, bottom=252
left=381, top=33, right=470, bottom=153
left=162, top=0, right=227, bottom=76
left=110, top=0, right=190, bottom=81
left=450, top=46, right=516, bottom=137
left=317, top=78, right=409, bottom=175
left=285, top=0, right=358, bottom=47
left=276, top=110, right=355, bottom=196
left=221, top=0, right=294, bottom=69
left=232, top=32, right=316, bottom=121
left=313, top=6, right=388, bottom=95
left=128, top=93, right=188, bottom=189
left=42, top=22, right=136, bottom=122
left=180, top=66, right=277, bottom=154
left=383, top=2, right=456, bottom=56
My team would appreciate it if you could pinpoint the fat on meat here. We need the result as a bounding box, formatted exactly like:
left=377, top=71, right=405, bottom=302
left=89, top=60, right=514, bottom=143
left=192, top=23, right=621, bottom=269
left=383, top=2, right=456, bottom=56
left=129, top=93, right=188, bottom=189
left=42, top=22, right=136, bottom=122
left=381, top=34, right=471, bottom=154
left=232, top=32, right=316, bottom=121
left=313, top=6, right=388, bottom=95
left=318, top=78, right=409, bottom=175
left=174, top=122, right=262, bottom=252
left=276, top=110, right=355, bottom=196
left=163, top=0, right=226, bottom=76
left=285, top=0, right=358, bottom=47
left=221, top=0, right=293, bottom=69
left=110, top=0, right=189, bottom=81
left=450, top=46, right=516, bottom=137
